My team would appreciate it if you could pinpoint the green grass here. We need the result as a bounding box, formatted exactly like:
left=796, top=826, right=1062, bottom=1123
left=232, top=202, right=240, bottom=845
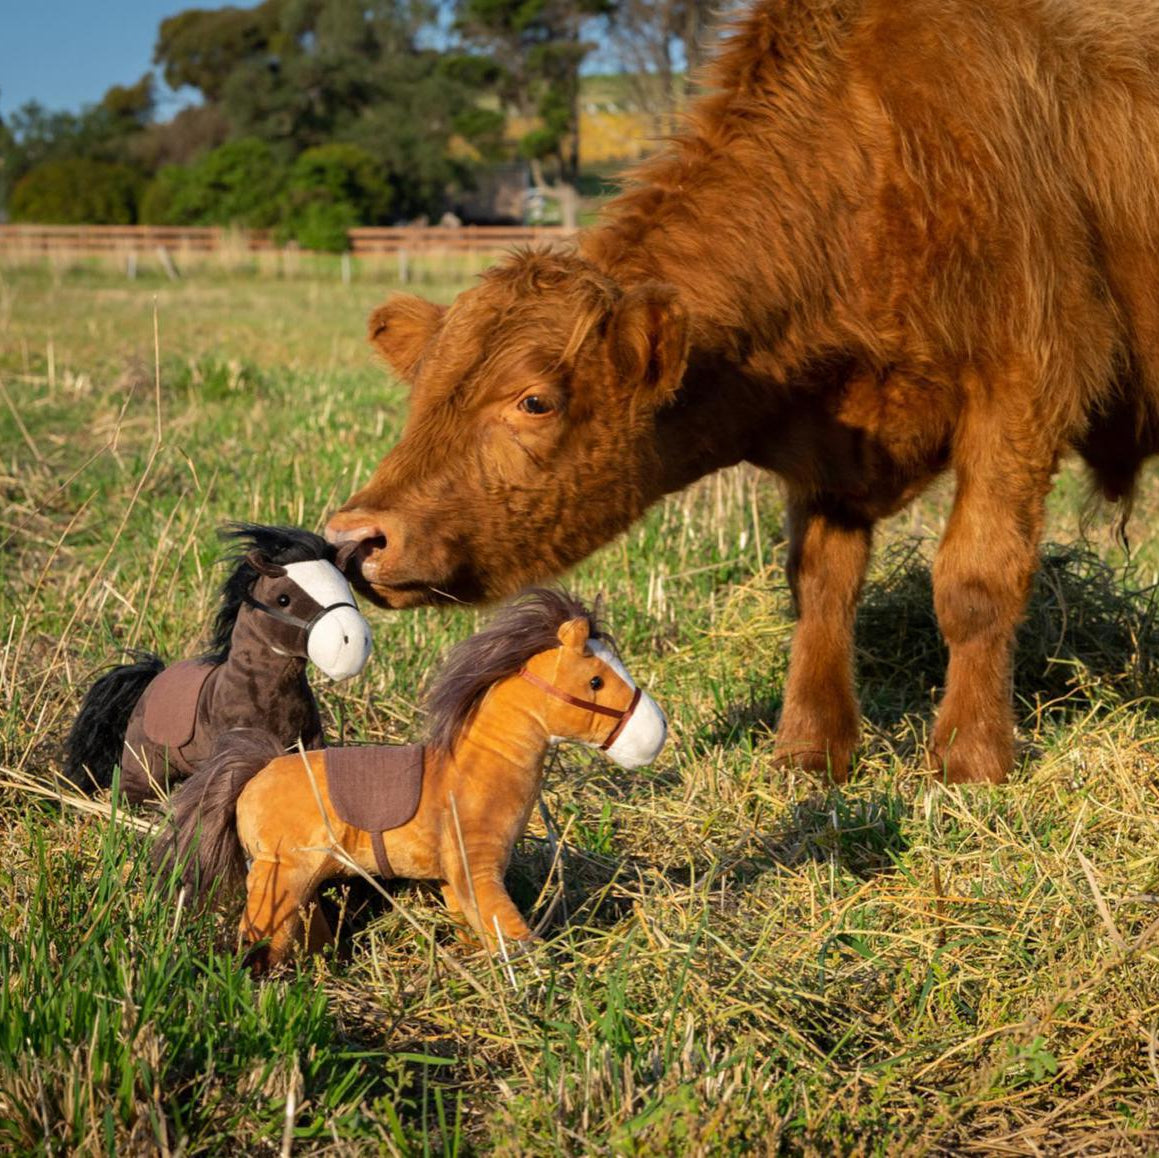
left=2, top=261, right=1158, bottom=1154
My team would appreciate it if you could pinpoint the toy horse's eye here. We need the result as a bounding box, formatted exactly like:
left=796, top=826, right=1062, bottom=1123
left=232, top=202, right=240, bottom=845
left=519, top=394, right=553, bottom=415
left=277, top=594, right=291, bottom=607
left=589, top=676, right=603, bottom=691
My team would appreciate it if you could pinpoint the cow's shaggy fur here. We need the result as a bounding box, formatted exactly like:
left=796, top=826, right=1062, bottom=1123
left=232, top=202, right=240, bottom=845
left=329, top=0, right=1159, bottom=783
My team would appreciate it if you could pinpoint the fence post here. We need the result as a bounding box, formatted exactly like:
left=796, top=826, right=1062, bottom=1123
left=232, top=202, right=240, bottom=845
left=156, top=246, right=180, bottom=281
left=398, top=247, right=409, bottom=284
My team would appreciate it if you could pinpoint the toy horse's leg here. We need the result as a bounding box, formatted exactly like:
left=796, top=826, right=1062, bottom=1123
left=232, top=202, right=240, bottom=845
left=440, top=881, right=487, bottom=945
left=443, top=863, right=534, bottom=949
left=440, top=797, right=538, bottom=949
left=440, top=882, right=465, bottom=922
left=241, top=854, right=334, bottom=969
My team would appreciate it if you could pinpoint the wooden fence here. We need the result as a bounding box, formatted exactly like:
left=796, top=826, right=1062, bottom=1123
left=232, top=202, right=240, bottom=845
left=0, top=223, right=575, bottom=257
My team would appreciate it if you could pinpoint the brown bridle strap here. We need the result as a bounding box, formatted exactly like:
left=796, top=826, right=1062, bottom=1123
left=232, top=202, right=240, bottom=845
left=518, top=668, right=643, bottom=750
left=599, top=687, right=642, bottom=751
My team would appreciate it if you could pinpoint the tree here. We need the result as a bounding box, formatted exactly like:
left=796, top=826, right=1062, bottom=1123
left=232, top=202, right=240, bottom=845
left=0, top=108, right=15, bottom=213
left=9, top=159, right=141, bottom=224
left=154, top=2, right=282, bottom=102
left=0, top=70, right=172, bottom=213
left=132, top=104, right=231, bottom=171
left=452, top=0, right=608, bottom=189
left=212, top=0, right=478, bottom=218
left=282, top=143, right=392, bottom=247
left=100, top=74, right=156, bottom=133
left=603, top=0, right=719, bottom=135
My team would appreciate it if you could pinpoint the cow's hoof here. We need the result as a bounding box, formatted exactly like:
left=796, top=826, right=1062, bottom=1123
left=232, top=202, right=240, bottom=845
left=772, top=740, right=852, bottom=783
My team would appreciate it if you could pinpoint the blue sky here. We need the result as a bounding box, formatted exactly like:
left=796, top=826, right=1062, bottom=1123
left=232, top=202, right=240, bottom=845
left=0, top=1, right=225, bottom=119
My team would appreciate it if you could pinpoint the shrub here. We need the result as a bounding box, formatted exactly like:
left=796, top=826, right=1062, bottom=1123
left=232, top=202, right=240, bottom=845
left=139, top=137, right=286, bottom=227
left=138, top=166, right=188, bottom=225
left=288, top=200, right=357, bottom=252
left=281, top=143, right=391, bottom=251
left=8, top=158, right=141, bottom=224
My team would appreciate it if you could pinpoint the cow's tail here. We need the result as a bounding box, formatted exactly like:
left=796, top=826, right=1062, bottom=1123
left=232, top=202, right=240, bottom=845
left=153, top=728, right=283, bottom=900
left=63, top=653, right=165, bottom=792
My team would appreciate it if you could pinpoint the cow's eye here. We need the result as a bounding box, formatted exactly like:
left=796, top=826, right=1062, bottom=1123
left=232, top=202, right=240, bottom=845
left=277, top=593, right=292, bottom=607
left=589, top=676, right=603, bottom=691
left=519, top=394, right=553, bottom=415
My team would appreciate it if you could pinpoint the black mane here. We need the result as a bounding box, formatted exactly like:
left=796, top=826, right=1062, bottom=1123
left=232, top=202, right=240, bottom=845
left=203, top=523, right=335, bottom=662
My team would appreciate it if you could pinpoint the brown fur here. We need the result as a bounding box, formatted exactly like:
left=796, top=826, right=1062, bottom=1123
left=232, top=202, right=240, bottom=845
left=154, top=727, right=284, bottom=894
left=425, top=587, right=605, bottom=752
left=328, top=0, right=1159, bottom=784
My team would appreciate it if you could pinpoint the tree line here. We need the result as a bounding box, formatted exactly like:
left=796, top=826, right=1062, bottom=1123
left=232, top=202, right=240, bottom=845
left=0, top=0, right=715, bottom=247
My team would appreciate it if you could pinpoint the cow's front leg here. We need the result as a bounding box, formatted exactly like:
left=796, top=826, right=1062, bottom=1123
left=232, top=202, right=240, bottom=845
left=774, top=494, right=873, bottom=782
left=930, top=413, right=1053, bottom=783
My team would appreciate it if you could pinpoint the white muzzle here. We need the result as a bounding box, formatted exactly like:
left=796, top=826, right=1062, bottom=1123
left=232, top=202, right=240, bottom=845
left=283, top=559, right=373, bottom=681
left=307, top=603, right=373, bottom=680
left=588, top=640, right=668, bottom=769
left=604, top=688, right=667, bottom=770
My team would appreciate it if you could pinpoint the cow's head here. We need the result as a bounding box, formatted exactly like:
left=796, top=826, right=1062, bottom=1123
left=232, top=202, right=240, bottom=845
left=326, top=250, right=690, bottom=607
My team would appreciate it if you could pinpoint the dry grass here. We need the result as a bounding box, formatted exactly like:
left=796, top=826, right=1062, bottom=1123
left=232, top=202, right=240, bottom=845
left=2, top=263, right=1158, bottom=1154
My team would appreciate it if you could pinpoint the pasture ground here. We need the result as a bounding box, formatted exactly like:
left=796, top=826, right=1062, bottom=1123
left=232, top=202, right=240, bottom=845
left=2, top=260, right=1158, bottom=1155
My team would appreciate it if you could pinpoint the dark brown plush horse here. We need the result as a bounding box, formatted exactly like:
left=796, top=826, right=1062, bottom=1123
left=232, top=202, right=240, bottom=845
left=326, top=0, right=1159, bottom=784
left=64, top=524, right=372, bottom=803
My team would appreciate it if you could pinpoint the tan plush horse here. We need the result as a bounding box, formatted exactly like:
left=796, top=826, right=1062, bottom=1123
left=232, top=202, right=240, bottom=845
left=158, top=590, right=667, bottom=968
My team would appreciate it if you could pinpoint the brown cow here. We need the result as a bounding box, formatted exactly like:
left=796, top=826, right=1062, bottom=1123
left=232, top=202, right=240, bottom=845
left=328, top=0, right=1159, bottom=784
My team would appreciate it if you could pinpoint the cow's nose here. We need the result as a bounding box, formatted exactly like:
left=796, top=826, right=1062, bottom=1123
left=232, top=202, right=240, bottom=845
left=325, top=510, right=389, bottom=570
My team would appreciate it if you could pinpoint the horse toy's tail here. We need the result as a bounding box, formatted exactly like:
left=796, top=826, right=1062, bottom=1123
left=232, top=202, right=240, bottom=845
left=154, top=728, right=283, bottom=897
left=64, top=653, right=165, bottom=791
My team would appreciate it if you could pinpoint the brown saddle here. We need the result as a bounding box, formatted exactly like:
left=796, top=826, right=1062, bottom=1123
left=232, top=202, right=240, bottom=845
left=142, top=659, right=214, bottom=770
left=325, top=744, right=425, bottom=877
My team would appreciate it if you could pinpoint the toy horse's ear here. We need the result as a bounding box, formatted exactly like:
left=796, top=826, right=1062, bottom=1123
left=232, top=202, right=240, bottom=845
left=245, top=551, right=287, bottom=578
left=557, top=617, right=591, bottom=653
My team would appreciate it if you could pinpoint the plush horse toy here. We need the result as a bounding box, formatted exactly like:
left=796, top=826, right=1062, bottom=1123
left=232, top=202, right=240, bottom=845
left=158, top=588, right=667, bottom=968
left=64, top=523, right=372, bottom=804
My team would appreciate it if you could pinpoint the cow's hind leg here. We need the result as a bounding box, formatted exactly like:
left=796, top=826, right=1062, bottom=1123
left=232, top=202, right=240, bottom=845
left=774, top=494, right=873, bottom=782
left=930, top=400, right=1055, bottom=784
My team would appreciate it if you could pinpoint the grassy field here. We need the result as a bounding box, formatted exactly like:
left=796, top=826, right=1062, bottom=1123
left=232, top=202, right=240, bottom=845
left=2, top=259, right=1158, bottom=1155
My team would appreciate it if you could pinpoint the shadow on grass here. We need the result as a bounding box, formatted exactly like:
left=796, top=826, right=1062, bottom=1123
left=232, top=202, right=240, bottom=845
left=857, top=539, right=1159, bottom=729
left=756, top=788, right=910, bottom=877
left=504, top=788, right=908, bottom=945
left=698, top=539, right=1159, bottom=754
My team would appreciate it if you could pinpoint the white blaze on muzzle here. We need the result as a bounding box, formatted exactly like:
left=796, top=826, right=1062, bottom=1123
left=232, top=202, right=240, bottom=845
left=587, top=642, right=667, bottom=770
left=282, top=560, right=373, bottom=681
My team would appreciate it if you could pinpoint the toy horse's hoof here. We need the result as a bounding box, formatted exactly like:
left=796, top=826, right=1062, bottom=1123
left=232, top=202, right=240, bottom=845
left=489, top=929, right=542, bottom=958
left=242, top=941, right=272, bottom=975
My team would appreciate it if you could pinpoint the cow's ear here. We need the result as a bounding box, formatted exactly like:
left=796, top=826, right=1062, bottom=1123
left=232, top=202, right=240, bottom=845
left=368, top=294, right=446, bottom=383
left=607, top=283, right=689, bottom=407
